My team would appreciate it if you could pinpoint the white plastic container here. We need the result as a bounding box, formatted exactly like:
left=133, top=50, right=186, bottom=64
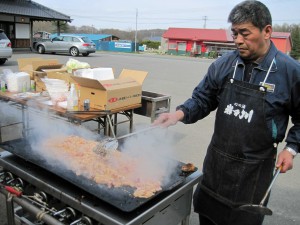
left=67, top=83, right=78, bottom=110
left=73, top=68, right=93, bottom=79
left=92, top=68, right=114, bottom=80
left=73, top=68, right=114, bottom=80
left=6, top=72, right=30, bottom=92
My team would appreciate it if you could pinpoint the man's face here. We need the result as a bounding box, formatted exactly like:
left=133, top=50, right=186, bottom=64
left=231, top=22, right=271, bottom=61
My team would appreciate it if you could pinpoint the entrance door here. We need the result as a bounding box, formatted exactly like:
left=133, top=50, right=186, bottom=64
left=0, top=23, right=15, bottom=47
left=7, top=24, right=15, bottom=47
left=177, top=42, right=187, bottom=55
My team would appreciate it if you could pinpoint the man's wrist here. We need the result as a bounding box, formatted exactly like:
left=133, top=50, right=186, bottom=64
left=175, top=106, right=186, bottom=121
left=175, top=109, right=184, bottom=121
left=284, top=147, right=297, bottom=158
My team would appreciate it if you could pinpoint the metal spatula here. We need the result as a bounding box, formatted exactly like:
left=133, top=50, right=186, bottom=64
left=238, top=166, right=282, bottom=215
left=93, top=116, right=118, bottom=156
left=93, top=124, right=159, bottom=156
left=93, top=137, right=118, bottom=156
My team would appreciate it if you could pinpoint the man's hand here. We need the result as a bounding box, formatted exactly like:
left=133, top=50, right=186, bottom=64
left=276, top=149, right=294, bottom=173
left=153, top=110, right=184, bottom=128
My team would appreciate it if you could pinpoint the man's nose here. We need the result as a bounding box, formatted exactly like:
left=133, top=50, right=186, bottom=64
left=234, top=33, right=245, bottom=44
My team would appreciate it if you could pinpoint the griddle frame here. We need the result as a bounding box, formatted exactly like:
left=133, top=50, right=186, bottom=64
left=0, top=151, right=201, bottom=225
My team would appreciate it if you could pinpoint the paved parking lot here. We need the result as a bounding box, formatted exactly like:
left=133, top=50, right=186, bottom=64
left=0, top=51, right=299, bottom=225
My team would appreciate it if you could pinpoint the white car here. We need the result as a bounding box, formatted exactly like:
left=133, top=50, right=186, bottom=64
left=35, top=35, right=96, bottom=57
left=0, top=29, right=13, bottom=65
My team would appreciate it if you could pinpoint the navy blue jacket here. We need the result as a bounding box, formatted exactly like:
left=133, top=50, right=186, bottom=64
left=178, top=42, right=300, bottom=152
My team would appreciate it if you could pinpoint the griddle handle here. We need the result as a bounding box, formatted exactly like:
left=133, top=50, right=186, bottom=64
left=5, top=186, right=23, bottom=197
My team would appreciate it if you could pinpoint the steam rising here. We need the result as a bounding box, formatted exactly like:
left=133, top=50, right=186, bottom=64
left=120, top=128, right=179, bottom=186
left=0, top=100, right=180, bottom=193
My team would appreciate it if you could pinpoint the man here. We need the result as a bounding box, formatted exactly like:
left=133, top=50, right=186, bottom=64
left=154, top=1, right=300, bottom=225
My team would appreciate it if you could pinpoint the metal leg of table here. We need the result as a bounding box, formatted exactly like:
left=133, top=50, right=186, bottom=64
left=150, top=102, right=157, bottom=123
left=114, top=113, right=117, bottom=136
left=104, top=116, right=108, bottom=136
left=25, top=106, right=29, bottom=138
left=102, top=109, right=135, bottom=137
left=21, top=105, right=26, bottom=139
left=129, top=109, right=133, bottom=132
left=181, top=215, right=190, bottom=225
left=0, top=122, right=2, bottom=143
left=106, top=115, right=116, bottom=138
left=120, top=110, right=134, bottom=133
left=98, top=120, right=101, bottom=134
left=93, top=117, right=106, bottom=135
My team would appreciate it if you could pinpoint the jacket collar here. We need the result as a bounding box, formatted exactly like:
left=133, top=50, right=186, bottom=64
left=257, top=41, right=278, bottom=72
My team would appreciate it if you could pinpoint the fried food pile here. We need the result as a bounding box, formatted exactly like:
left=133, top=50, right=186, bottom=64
left=42, top=135, right=162, bottom=198
left=181, top=163, right=196, bottom=172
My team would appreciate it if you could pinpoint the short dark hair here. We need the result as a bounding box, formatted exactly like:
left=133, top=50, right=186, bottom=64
left=228, top=0, right=272, bottom=30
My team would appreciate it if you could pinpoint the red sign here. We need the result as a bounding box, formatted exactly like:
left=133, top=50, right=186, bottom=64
left=108, top=97, right=118, bottom=103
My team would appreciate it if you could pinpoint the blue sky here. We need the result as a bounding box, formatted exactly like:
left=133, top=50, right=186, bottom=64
left=34, top=0, right=300, bottom=30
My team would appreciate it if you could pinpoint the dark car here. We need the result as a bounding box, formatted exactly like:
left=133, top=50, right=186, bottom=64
left=35, top=35, right=96, bottom=57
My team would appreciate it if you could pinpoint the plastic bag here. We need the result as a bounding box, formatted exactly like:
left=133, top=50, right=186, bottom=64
left=66, top=58, right=90, bottom=73
left=2, top=69, right=14, bottom=83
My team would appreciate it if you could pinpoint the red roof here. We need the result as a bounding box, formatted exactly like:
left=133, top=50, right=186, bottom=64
left=163, top=27, right=232, bottom=42
left=271, top=32, right=292, bottom=53
left=271, top=32, right=291, bottom=39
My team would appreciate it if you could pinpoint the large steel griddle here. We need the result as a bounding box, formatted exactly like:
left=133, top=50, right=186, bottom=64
left=0, top=150, right=202, bottom=225
left=0, top=138, right=196, bottom=212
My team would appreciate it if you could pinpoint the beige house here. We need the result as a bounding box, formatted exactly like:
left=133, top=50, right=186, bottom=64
left=0, top=0, right=71, bottom=49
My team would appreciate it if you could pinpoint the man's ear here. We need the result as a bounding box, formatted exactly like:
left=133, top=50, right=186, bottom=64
left=264, top=25, right=273, bottom=39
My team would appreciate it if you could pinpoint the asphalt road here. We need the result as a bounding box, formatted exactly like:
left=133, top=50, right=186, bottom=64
left=0, top=51, right=299, bottom=225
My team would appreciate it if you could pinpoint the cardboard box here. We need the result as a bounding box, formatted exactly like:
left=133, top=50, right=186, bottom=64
left=34, top=71, right=72, bottom=92
left=35, top=82, right=45, bottom=92
left=17, top=57, right=43, bottom=73
left=42, top=67, right=68, bottom=77
left=18, top=58, right=66, bottom=92
left=32, top=62, right=64, bottom=79
left=71, top=69, right=148, bottom=110
left=18, top=58, right=62, bottom=79
left=47, top=72, right=75, bottom=85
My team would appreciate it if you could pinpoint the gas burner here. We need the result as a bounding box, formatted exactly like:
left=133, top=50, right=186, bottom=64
left=70, top=216, right=93, bottom=225
left=52, top=207, right=77, bottom=223
left=0, top=151, right=201, bottom=225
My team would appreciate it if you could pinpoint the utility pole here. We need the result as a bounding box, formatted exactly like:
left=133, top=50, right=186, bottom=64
left=135, top=8, right=138, bottom=53
left=203, top=16, right=207, bottom=29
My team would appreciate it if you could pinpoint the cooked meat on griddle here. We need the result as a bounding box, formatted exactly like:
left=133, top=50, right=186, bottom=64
left=41, top=135, right=162, bottom=198
left=181, top=163, right=196, bottom=172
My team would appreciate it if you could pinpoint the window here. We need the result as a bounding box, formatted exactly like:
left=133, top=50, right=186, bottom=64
left=168, top=43, right=177, bottom=50
left=52, top=36, right=63, bottom=41
left=63, top=36, right=73, bottom=42
left=178, top=42, right=186, bottom=51
left=72, top=37, right=81, bottom=42
left=0, top=30, right=9, bottom=40
left=81, top=37, right=92, bottom=43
